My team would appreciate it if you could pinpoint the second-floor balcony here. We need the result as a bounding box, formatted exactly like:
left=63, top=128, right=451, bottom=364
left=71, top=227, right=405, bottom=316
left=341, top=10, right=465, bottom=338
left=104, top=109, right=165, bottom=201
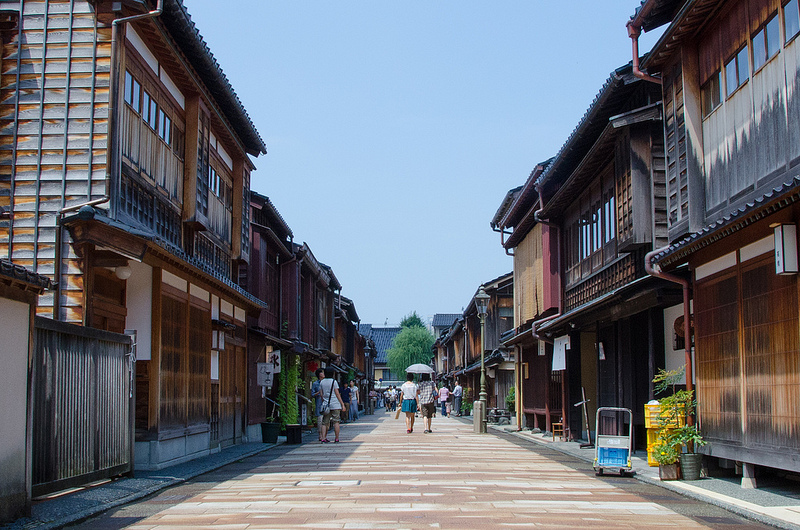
left=122, top=104, right=184, bottom=203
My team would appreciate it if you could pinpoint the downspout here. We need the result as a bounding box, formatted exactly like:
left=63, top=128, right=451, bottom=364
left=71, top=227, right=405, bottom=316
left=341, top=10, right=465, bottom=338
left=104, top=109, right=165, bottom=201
left=626, top=11, right=661, bottom=85
left=645, top=247, right=694, bottom=416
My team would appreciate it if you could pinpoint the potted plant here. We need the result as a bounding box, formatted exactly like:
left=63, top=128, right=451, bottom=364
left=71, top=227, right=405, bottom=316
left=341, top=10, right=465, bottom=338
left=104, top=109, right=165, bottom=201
left=652, top=366, right=707, bottom=480
left=261, top=394, right=281, bottom=444
left=651, top=431, right=681, bottom=480
left=505, top=387, right=516, bottom=414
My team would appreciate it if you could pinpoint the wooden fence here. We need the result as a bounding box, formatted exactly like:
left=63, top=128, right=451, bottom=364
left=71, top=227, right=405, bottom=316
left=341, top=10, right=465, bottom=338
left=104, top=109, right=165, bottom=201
left=31, top=317, right=134, bottom=497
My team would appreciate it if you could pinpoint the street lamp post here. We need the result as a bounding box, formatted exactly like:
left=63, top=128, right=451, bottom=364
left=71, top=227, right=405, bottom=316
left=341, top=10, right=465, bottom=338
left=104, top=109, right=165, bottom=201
left=473, top=286, right=490, bottom=433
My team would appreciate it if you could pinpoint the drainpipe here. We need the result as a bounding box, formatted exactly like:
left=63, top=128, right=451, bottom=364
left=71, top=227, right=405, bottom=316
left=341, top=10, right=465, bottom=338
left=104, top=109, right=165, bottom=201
left=645, top=247, right=694, bottom=411
left=626, top=13, right=661, bottom=84
left=108, top=0, right=164, bottom=219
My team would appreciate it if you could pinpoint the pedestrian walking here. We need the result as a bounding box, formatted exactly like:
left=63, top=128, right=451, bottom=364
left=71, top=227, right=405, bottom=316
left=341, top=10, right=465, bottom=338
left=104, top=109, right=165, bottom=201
left=453, top=381, right=463, bottom=416
left=399, top=373, right=418, bottom=433
left=438, top=384, right=450, bottom=417
left=418, top=373, right=438, bottom=433
left=310, top=368, right=325, bottom=441
left=319, top=367, right=345, bottom=443
left=349, top=380, right=359, bottom=421
left=389, top=386, right=398, bottom=411
left=369, top=388, right=378, bottom=413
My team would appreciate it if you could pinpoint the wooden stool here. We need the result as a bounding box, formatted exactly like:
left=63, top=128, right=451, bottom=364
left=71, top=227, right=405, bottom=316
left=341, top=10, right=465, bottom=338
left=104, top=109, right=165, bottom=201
left=552, top=422, right=564, bottom=441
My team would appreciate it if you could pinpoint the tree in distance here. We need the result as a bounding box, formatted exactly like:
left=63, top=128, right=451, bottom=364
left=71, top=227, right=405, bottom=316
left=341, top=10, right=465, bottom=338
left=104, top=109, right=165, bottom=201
left=387, top=311, right=435, bottom=379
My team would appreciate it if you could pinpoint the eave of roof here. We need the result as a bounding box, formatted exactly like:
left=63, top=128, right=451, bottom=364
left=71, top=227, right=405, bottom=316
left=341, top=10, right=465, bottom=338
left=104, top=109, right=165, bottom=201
left=63, top=206, right=267, bottom=309
left=251, top=191, right=293, bottom=239
left=640, top=0, right=723, bottom=73
left=0, top=259, right=53, bottom=292
left=535, top=64, right=633, bottom=193
left=162, top=0, right=266, bottom=156
left=653, top=176, right=800, bottom=268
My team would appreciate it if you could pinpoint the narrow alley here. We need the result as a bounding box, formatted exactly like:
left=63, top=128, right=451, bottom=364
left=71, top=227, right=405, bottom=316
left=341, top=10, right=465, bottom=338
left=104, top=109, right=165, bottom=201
left=68, top=412, right=770, bottom=529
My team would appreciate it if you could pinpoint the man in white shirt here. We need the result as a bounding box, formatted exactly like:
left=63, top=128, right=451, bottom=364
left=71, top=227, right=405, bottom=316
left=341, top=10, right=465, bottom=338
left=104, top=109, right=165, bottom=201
left=453, top=382, right=463, bottom=417
left=319, top=367, right=346, bottom=443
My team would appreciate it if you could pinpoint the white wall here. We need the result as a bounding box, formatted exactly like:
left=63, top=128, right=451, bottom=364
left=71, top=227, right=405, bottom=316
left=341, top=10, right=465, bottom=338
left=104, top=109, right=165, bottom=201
left=0, top=298, right=31, bottom=521
left=126, top=261, right=153, bottom=360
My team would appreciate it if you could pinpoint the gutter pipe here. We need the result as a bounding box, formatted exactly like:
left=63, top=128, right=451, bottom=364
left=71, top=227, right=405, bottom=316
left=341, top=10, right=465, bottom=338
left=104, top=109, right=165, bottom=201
left=626, top=3, right=662, bottom=85
left=645, top=247, right=695, bottom=413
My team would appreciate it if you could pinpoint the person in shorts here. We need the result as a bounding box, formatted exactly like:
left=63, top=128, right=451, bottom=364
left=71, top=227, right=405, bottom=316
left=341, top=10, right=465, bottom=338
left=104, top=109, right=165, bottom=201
left=400, top=373, right=419, bottom=433
left=319, top=367, right=345, bottom=443
left=417, top=373, right=438, bottom=433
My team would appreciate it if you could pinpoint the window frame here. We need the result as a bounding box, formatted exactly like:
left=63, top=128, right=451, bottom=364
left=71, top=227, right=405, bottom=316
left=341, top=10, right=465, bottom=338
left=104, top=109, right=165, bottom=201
left=752, top=13, right=781, bottom=73
left=785, top=0, right=800, bottom=45
left=725, top=44, right=750, bottom=98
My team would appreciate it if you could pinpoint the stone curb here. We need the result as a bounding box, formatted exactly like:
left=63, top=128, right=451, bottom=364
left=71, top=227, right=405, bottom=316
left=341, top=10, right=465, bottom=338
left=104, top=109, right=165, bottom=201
left=4, top=441, right=284, bottom=530
left=492, top=424, right=800, bottom=530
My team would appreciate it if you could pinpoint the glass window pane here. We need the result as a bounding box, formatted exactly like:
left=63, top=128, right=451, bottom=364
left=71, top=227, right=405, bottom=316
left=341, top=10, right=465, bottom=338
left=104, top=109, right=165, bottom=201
left=785, top=0, right=800, bottom=42
left=737, top=46, right=749, bottom=84
left=132, top=80, right=140, bottom=113
left=149, top=100, right=158, bottom=129
left=766, top=16, right=780, bottom=56
left=124, top=71, right=132, bottom=105
left=753, top=28, right=767, bottom=70
left=725, top=57, right=738, bottom=95
left=142, top=92, right=150, bottom=122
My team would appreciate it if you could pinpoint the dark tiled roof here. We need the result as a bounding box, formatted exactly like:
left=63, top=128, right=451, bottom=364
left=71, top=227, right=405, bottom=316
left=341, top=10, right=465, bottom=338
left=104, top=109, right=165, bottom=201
left=628, top=0, right=685, bottom=33
left=163, top=1, right=266, bottom=156
left=64, top=206, right=267, bottom=308
left=359, top=326, right=401, bottom=365
left=0, top=259, right=53, bottom=291
left=432, top=313, right=461, bottom=328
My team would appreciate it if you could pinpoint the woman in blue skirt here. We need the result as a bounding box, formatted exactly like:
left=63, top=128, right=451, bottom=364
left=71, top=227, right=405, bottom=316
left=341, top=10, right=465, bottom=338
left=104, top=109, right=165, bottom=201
left=400, top=372, right=419, bottom=433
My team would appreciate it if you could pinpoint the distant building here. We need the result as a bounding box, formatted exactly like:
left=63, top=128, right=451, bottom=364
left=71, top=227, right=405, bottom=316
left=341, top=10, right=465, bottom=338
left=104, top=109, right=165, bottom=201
left=359, top=324, right=402, bottom=389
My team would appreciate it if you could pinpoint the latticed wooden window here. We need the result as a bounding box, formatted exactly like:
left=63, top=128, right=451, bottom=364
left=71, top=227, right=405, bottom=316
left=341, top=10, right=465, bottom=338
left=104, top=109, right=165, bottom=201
left=160, top=295, right=187, bottom=429
left=197, top=112, right=211, bottom=217
left=188, top=303, right=210, bottom=424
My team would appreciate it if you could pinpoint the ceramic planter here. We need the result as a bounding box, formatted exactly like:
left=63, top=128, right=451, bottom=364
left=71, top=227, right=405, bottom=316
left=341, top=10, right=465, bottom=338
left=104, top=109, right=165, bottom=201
left=659, top=462, right=681, bottom=480
left=680, top=453, right=703, bottom=480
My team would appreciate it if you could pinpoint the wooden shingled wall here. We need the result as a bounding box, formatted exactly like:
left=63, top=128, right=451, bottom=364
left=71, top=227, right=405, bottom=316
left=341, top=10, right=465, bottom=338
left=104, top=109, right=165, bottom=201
left=0, top=0, right=112, bottom=322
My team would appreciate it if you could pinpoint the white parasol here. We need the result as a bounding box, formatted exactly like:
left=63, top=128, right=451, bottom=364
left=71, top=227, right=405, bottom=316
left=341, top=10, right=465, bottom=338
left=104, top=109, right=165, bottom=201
left=405, top=363, right=434, bottom=374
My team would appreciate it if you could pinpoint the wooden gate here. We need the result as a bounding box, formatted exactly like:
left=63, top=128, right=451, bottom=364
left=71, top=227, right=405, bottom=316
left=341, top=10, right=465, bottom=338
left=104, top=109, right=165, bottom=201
left=32, top=317, right=134, bottom=496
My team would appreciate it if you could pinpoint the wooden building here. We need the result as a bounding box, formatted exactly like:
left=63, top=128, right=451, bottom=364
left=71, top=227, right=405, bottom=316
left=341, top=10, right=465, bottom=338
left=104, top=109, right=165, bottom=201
left=443, top=274, right=514, bottom=411
left=532, top=64, right=683, bottom=443
left=245, top=191, right=293, bottom=435
left=631, top=0, right=800, bottom=476
left=0, top=0, right=267, bottom=469
left=491, top=161, right=563, bottom=431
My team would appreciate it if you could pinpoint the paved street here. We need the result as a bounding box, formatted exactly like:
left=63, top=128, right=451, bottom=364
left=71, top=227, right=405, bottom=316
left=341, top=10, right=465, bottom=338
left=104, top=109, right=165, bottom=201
left=69, top=412, right=771, bottom=529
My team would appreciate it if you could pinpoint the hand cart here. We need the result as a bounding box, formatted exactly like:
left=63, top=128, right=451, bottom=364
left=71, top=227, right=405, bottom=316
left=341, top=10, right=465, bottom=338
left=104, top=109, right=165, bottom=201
left=593, top=407, right=633, bottom=476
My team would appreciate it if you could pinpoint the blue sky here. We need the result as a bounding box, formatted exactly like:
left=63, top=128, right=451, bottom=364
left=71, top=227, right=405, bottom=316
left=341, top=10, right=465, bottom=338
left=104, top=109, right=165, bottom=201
left=182, top=1, right=663, bottom=326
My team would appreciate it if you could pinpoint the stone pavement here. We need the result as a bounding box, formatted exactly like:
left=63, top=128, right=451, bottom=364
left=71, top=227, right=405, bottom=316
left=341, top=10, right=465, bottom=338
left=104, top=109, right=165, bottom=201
left=4, top=410, right=799, bottom=529
left=487, top=421, right=800, bottom=530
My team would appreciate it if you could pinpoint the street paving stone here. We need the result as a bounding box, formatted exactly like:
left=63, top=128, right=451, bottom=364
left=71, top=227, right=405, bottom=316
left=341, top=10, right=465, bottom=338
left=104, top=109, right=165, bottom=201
left=68, top=411, right=777, bottom=529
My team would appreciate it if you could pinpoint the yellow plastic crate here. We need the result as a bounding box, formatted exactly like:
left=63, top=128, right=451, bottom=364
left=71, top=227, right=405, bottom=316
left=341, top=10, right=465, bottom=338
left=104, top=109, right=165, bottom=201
left=646, top=427, right=677, bottom=467
left=644, top=403, right=686, bottom=428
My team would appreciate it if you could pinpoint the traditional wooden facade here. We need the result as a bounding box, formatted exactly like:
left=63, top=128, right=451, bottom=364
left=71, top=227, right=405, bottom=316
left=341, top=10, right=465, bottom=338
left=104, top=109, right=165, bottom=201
left=491, top=161, right=563, bottom=431
left=531, top=64, right=683, bottom=443
left=0, top=0, right=267, bottom=469
left=632, top=0, right=800, bottom=475
left=245, top=191, right=293, bottom=434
